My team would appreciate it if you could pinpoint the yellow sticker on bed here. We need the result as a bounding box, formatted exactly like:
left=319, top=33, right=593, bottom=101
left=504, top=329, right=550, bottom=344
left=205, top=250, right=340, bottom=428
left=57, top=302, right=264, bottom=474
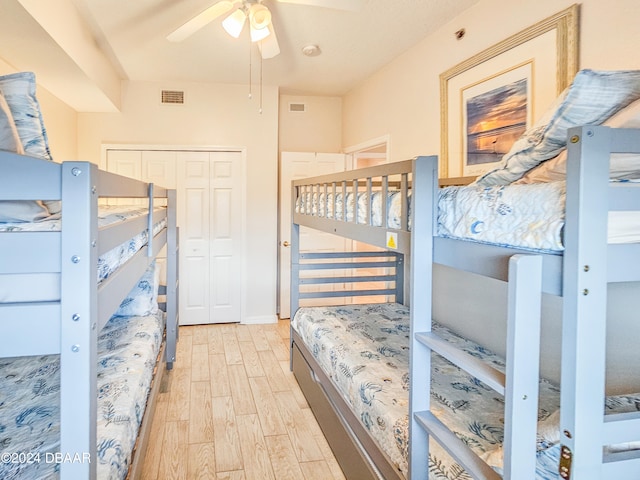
left=386, top=231, right=398, bottom=249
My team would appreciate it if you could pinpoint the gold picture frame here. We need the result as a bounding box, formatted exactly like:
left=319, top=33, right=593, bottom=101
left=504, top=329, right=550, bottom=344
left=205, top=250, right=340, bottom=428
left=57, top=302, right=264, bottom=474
left=439, top=4, right=579, bottom=178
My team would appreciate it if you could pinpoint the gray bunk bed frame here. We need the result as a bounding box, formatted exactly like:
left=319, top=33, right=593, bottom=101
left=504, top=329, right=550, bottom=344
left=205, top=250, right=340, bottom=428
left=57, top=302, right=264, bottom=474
left=0, top=151, right=180, bottom=480
left=289, top=125, right=640, bottom=479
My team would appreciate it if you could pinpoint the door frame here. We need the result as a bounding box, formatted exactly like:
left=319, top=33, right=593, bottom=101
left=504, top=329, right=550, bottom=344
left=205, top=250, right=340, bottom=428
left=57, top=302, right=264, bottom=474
left=101, top=143, right=248, bottom=323
left=344, top=134, right=391, bottom=169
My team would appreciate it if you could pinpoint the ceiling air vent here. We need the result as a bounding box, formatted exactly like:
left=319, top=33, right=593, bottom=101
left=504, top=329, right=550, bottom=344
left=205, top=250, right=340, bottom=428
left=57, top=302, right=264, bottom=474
left=161, top=90, right=185, bottom=105
left=288, top=102, right=306, bottom=113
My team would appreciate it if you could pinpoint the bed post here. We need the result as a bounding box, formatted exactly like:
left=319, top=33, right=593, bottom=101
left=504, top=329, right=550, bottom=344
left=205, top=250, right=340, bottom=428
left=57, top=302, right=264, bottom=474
left=560, top=126, right=612, bottom=479
left=166, top=189, right=179, bottom=369
left=503, top=254, right=542, bottom=477
left=408, top=155, right=438, bottom=479
left=60, top=161, right=98, bottom=480
left=290, top=183, right=301, bottom=370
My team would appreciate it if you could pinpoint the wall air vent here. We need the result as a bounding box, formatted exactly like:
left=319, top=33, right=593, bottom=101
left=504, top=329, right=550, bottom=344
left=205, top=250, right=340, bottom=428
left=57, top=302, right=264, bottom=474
left=161, top=90, right=185, bottom=105
left=288, top=102, right=306, bottom=113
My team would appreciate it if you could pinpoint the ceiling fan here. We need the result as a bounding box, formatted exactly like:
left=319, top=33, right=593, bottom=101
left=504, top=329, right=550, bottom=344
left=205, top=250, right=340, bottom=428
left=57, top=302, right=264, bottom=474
left=166, top=0, right=364, bottom=59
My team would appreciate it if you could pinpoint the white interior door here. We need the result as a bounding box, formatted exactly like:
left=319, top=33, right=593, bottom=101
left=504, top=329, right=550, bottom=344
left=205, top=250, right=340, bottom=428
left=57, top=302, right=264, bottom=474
left=177, top=151, right=242, bottom=325
left=177, top=152, right=210, bottom=325
left=209, top=151, right=243, bottom=323
left=107, top=147, right=243, bottom=326
left=279, top=152, right=346, bottom=319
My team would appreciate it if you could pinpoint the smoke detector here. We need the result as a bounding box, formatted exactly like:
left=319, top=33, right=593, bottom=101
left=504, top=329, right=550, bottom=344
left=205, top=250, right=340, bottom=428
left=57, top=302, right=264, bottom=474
left=301, top=44, right=321, bottom=57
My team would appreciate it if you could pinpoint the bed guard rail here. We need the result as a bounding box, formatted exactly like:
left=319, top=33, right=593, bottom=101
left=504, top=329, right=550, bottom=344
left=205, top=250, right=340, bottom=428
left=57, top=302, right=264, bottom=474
left=291, top=250, right=404, bottom=310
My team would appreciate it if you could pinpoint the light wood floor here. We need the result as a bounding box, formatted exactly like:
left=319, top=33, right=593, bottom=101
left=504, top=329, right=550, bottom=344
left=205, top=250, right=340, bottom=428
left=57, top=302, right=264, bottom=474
left=141, top=320, right=346, bottom=480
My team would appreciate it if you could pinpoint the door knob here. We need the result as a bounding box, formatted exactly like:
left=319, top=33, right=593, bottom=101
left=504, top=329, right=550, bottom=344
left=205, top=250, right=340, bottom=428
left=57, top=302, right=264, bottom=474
left=282, top=241, right=290, bottom=247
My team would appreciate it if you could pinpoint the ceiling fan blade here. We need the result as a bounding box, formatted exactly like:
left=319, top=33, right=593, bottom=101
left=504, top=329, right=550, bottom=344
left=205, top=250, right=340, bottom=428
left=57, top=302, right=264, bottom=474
left=276, top=0, right=364, bottom=11
left=258, top=24, right=280, bottom=59
left=167, top=0, right=236, bottom=42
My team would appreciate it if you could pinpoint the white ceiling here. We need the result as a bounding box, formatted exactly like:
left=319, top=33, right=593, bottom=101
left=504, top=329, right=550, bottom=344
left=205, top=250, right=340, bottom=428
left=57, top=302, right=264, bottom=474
left=0, top=0, right=480, bottom=111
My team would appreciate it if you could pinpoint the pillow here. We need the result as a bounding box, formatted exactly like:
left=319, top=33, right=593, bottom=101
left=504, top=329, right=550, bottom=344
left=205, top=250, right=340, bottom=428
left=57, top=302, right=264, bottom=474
left=475, top=69, right=640, bottom=186
left=515, top=97, right=640, bottom=184
left=0, top=200, right=50, bottom=222
left=113, top=262, right=160, bottom=317
left=0, top=71, right=52, bottom=161
left=0, top=90, right=24, bottom=154
left=0, top=85, right=49, bottom=222
left=0, top=72, right=54, bottom=222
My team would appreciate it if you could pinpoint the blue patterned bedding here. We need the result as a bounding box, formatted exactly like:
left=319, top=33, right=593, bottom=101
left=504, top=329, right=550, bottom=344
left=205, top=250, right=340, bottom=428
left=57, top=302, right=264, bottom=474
left=0, top=205, right=167, bottom=303
left=295, top=183, right=640, bottom=253
left=292, top=303, right=640, bottom=479
left=0, top=311, right=163, bottom=480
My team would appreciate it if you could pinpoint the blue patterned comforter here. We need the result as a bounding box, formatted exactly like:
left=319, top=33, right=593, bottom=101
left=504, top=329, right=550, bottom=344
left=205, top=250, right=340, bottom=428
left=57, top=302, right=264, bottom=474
left=292, top=303, right=640, bottom=479
left=0, top=206, right=167, bottom=303
left=0, top=311, right=163, bottom=480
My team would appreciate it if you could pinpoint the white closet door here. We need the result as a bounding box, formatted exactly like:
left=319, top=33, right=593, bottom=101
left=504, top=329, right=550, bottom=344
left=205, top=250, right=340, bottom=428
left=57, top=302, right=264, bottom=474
left=177, top=152, right=212, bottom=325
left=142, top=150, right=177, bottom=189
left=209, top=151, right=242, bottom=323
left=177, top=151, right=242, bottom=325
left=106, top=150, right=143, bottom=206
left=107, top=148, right=243, bottom=325
left=141, top=150, right=177, bottom=286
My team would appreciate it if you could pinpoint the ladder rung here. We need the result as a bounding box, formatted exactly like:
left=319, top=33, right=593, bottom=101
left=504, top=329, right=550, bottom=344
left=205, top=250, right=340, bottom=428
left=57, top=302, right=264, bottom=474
left=414, top=411, right=501, bottom=480
left=603, top=449, right=640, bottom=476
left=415, top=331, right=505, bottom=394
left=603, top=411, right=640, bottom=445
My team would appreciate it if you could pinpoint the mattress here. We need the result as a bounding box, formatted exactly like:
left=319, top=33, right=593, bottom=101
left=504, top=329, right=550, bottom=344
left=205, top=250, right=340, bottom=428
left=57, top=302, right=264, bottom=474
left=291, top=303, right=640, bottom=479
left=0, top=205, right=167, bottom=303
left=0, top=310, right=163, bottom=480
left=296, top=182, right=640, bottom=252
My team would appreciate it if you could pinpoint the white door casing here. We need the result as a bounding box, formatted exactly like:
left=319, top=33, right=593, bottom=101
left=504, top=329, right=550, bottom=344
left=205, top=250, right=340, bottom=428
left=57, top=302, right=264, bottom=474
left=279, top=152, right=346, bottom=319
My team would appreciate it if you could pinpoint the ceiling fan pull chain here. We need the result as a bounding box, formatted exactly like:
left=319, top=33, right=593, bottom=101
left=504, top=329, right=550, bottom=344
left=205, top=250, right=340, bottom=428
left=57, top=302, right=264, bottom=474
left=259, top=48, right=263, bottom=114
left=248, top=37, right=253, bottom=100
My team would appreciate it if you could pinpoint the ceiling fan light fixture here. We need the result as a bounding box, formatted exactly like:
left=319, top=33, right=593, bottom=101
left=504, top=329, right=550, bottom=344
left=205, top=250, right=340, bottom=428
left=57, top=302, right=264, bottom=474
left=250, top=23, right=271, bottom=42
left=222, top=8, right=247, bottom=38
left=249, top=4, right=271, bottom=30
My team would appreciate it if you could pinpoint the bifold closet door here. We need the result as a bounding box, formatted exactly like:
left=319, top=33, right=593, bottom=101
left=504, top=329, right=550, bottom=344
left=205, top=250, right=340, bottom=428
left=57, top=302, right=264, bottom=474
left=177, top=151, right=242, bottom=325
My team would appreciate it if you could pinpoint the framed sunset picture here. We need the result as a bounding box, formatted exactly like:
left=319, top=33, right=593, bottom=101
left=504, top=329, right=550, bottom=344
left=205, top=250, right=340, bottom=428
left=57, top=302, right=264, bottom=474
left=462, top=64, right=530, bottom=176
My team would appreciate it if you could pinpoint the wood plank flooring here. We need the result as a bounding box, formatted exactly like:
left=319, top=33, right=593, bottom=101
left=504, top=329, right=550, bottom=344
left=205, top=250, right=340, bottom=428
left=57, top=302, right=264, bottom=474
left=141, top=320, right=346, bottom=480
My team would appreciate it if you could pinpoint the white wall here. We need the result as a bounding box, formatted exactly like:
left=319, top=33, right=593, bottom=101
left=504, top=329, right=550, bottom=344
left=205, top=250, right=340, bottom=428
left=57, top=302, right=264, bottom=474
left=342, top=0, right=640, bottom=393
left=78, top=80, right=279, bottom=324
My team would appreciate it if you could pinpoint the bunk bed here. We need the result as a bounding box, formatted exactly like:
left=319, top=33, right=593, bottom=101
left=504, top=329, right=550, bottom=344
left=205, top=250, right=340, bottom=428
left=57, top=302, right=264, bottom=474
left=289, top=123, right=640, bottom=479
left=0, top=150, right=179, bottom=480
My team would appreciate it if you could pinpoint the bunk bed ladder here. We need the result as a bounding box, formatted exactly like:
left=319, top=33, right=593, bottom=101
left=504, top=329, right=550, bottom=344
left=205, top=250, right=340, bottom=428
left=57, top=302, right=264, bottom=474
left=412, top=253, right=542, bottom=479
left=407, top=155, right=544, bottom=480
left=561, top=126, right=640, bottom=478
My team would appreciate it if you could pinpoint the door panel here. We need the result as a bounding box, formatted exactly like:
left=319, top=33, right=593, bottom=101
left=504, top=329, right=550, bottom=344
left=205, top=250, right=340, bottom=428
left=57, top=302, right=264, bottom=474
left=178, top=152, right=211, bottom=325
left=209, top=152, right=242, bottom=323
left=279, top=152, right=346, bottom=319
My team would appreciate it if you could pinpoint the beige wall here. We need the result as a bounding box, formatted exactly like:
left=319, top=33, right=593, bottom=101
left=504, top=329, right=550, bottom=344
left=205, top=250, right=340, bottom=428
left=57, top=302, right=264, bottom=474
left=278, top=94, right=342, bottom=153
left=78, top=80, right=280, bottom=324
left=342, top=0, right=640, bottom=392
left=0, top=59, right=77, bottom=162
left=343, top=0, right=640, bottom=164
